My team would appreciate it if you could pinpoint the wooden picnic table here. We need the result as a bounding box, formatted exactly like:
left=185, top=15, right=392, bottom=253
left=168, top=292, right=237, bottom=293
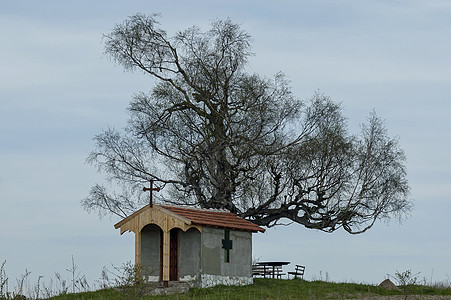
left=256, top=261, right=290, bottom=279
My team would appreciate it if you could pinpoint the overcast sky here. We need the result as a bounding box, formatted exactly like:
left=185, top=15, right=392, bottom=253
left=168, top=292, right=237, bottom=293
left=1, top=0, right=451, bottom=291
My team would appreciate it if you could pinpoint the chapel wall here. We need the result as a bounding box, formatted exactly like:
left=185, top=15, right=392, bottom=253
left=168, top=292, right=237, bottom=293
left=200, top=227, right=252, bottom=278
left=178, top=227, right=201, bottom=280
left=222, top=230, right=252, bottom=277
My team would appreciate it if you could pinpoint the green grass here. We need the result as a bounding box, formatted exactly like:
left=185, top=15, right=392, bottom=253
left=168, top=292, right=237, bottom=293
left=46, top=278, right=451, bottom=300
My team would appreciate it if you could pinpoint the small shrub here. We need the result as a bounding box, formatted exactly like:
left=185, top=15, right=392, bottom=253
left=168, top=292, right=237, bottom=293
left=390, top=269, right=421, bottom=300
left=105, top=261, right=158, bottom=300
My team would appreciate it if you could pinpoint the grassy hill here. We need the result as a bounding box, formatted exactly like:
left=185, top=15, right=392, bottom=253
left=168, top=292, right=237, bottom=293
left=47, top=278, right=451, bottom=300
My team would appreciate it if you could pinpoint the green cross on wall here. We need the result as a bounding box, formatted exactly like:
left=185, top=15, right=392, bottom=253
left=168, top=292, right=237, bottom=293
left=222, top=229, right=233, bottom=263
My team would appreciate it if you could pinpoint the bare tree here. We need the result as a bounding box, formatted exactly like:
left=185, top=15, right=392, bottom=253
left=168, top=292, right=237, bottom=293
left=83, top=13, right=411, bottom=234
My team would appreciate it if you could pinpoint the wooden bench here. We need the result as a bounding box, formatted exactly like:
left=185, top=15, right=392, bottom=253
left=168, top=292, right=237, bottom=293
left=288, top=265, right=305, bottom=279
left=272, top=265, right=286, bottom=279
left=252, top=264, right=286, bottom=279
left=252, top=264, right=268, bottom=277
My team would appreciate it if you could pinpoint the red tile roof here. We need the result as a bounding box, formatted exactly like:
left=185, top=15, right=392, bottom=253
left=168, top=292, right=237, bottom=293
left=161, top=205, right=265, bottom=233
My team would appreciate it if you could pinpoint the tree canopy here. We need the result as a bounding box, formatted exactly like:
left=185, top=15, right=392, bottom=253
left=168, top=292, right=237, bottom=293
left=83, top=14, right=411, bottom=234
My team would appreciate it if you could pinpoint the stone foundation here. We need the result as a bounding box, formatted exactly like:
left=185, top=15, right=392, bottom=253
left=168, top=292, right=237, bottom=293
left=146, top=273, right=253, bottom=289
left=199, top=273, right=253, bottom=288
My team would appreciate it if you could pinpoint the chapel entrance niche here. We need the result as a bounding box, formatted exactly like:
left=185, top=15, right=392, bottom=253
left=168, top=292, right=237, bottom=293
left=169, top=228, right=180, bottom=281
left=140, top=224, right=163, bottom=280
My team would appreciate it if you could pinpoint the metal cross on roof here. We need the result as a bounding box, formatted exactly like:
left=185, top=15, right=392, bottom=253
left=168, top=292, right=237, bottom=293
left=143, top=180, right=160, bottom=207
